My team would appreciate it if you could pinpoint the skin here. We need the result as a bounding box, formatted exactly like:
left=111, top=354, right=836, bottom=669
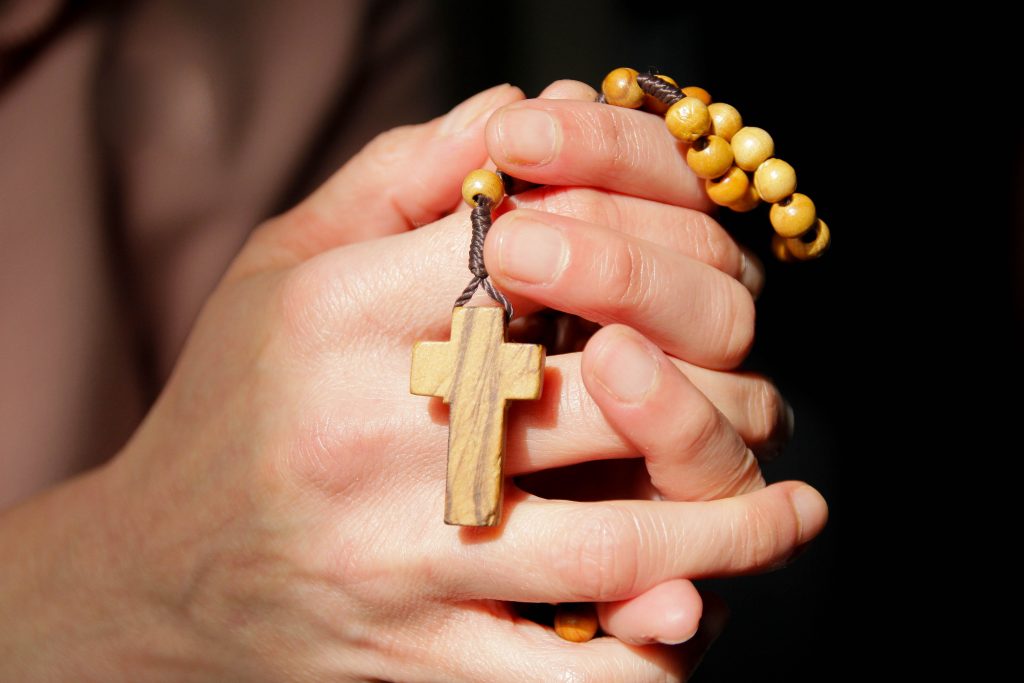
left=0, top=81, right=827, bottom=682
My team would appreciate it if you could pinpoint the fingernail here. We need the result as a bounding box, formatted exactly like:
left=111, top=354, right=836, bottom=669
left=739, top=249, right=765, bottom=299
left=594, top=331, right=660, bottom=405
left=497, top=107, right=559, bottom=165
left=658, top=624, right=700, bottom=646
left=789, top=485, right=828, bottom=543
left=439, top=83, right=512, bottom=136
left=757, top=400, right=793, bottom=464
left=497, top=216, right=567, bottom=284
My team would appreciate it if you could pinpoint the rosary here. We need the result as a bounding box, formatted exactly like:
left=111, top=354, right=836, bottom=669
left=410, top=67, right=829, bottom=642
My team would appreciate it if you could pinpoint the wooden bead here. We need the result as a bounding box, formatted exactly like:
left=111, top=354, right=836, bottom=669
left=602, top=67, right=644, bottom=108
left=461, top=170, right=504, bottom=209
left=665, top=96, right=711, bottom=143
left=731, top=127, right=775, bottom=171
left=784, top=218, right=830, bottom=260
left=708, top=102, right=743, bottom=141
left=644, top=74, right=678, bottom=114
left=681, top=85, right=712, bottom=105
left=705, top=165, right=750, bottom=206
left=686, top=135, right=734, bottom=179
left=727, top=182, right=761, bottom=213
left=770, top=193, right=816, bottom=238
left=555, top=603, right=599, bottom=643
left=771, top=234, right=797, bottom=263
left=753, top=158, right=797, bottom=203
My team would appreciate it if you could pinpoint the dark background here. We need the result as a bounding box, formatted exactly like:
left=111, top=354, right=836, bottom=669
left=438, top=3, right=1020, bottom=680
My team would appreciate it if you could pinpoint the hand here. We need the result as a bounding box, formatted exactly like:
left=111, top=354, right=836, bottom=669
left=0, top=83, right=826, bottom=682
left=481, top=80, right=806, bottom=646
left=310, top=78, right=809, bottom=652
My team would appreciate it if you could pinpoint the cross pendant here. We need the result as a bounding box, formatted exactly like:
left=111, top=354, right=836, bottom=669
left=410, top=306, right=545, bottom=526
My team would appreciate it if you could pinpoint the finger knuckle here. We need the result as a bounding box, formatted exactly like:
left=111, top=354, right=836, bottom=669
left=602, top=238, right=656, bottom=316
left=749, top=381, right=783, bottom=443
left=704, top=448, right=765, bottom=500
left=732, top=502, right=790, bottom=569
left=277, top=258, right=352, bottom=347
left=687, top=212, right=736, bottom=273
left=546, top=78, right=598, bottom=99
left=584, top=106, right=640, bottom=178
left=278, top=260, right=328, bottom=337
left=590, top=190, right=629, bottom=233
left=674, top=399, right=721, bottom=459
left=360, top=125, right=416, bottom=169
left=558, top=506, right=642, bottom=601
left=709, top=279, right=754, bottom=367
left=532, top=187, right=625, bottom=232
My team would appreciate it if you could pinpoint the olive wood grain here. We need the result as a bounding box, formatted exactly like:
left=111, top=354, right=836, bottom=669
left=411, top=306, right=545, bottom=526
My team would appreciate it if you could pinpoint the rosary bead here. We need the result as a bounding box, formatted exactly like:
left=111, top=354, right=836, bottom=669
left=554, top=603, right=599, bottom=643
left=769, top=192, right=816, bottom=238
left=461, top=169, right=505, bottom=208
left=708, top=102, right=743, bottom=141
left=686, top=135, right=734, bottom=179
left=731, top=126, right=775, bottom=171
left=727, top=181, right=761, bottom=213
left=753, top=158, right=797, bottom=203
left=681, top=85, right=712, bottom=105
left=771, top=233, right=797, bottom=263
left=644, top=74, right=679, bottom=114
left=602, top=67, right=645, bottom=108
left=665, top=96, right=711, bottom=143
left=784, top=218, right=830, bottom=260
left=705, top=165, right=750, bottom=206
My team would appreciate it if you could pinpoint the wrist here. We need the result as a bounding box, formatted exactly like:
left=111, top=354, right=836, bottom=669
left=0, top=460, right=206, bottom=682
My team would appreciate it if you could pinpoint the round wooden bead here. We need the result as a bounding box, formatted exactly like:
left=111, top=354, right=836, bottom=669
left=686, top=135, right=734, bottom=179
left=708, top=102, right=743, bottom=141
left=555, top=603, right=599, bottom=643
left=681, top=85, right=712, bottom=105
left=753, top=158, right=797, bottom=203
left=771, top=234, right=797, bottom=263
left=461, top=169, right=504, bottom=208
left=705, top=165, right=750, bottom=206
left=770, top=192, right=817, bottom=238
left=644, top=74, right=678, bottom=114
left=731, top=127, right=775, bottom=171
left=784, top=218, right=830, bottom=260
left=727, top=182, right=761, bottom=213
left=602, top=67, right=644, bottom=109
left=665, top=96, right=711, bottom=143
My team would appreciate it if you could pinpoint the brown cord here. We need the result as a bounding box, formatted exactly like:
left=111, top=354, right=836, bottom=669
left=451, top=83, right=637, bottom=321
left=636, top=71, right=684, bottom=105
left=454, top=196, right=514, bottom=321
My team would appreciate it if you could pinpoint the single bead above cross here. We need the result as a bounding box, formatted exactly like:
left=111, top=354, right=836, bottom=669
left=410, top=306, right=545, bottom=527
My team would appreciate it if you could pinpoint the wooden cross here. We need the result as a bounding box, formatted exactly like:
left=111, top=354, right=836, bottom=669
left=410, top=306, right=545, bottom=526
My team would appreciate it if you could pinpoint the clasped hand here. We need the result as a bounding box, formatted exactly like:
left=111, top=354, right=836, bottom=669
left=0, top=81, right=827, bottom=682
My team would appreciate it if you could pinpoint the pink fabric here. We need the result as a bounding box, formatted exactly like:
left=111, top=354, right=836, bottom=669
left=0, top=0, right=443, bottom=507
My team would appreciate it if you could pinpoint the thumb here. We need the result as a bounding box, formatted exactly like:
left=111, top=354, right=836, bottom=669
left=267, top=83, right=524, bottom=264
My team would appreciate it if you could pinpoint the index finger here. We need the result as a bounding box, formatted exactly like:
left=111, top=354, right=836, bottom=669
left=485, top=98, right=713, bottom=212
